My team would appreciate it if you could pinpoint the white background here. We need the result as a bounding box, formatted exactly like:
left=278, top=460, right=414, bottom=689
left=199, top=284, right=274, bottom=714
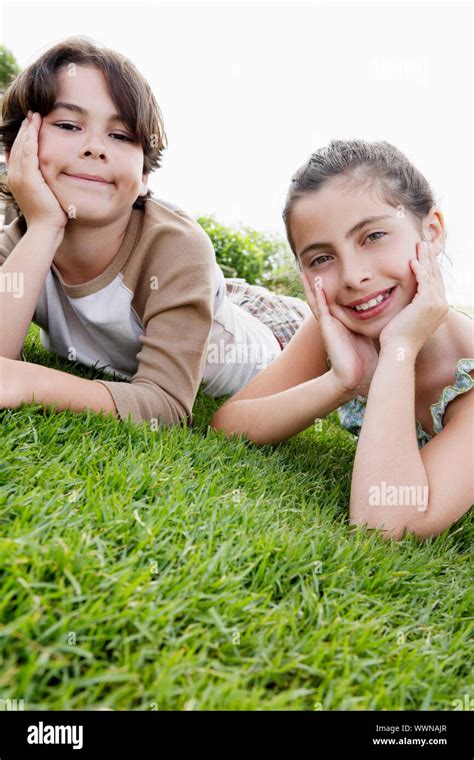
left=1, top=0, right=472, bottom=306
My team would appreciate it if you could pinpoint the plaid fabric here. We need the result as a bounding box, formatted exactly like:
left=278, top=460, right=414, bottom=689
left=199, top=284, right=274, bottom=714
left=224, top=278, right=311, bottom=349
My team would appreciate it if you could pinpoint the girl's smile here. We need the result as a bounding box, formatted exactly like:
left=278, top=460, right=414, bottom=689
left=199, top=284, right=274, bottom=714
left=343, top=285, right=397, bottom=320
left=289, top=178, right=443, bottom=338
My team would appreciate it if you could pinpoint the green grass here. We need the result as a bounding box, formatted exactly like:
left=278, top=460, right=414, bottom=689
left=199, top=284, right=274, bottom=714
left=0, top=325, right=472, bottom=711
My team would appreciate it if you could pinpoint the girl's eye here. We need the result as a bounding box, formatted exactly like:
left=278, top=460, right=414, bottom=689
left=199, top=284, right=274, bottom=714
left=308, top=232, right=387, bottom=267
left=365, top=231, right=386, bottom=243
left=54, top=123, right=133, bottom=141
left=309, top=255, right=331, bottom=268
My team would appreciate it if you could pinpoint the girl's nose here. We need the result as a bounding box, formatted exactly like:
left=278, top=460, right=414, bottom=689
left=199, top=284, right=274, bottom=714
left=340, top=264, right=374, bottom=291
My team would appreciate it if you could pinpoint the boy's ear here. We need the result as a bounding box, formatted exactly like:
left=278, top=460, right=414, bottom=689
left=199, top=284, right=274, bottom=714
left=138, top=173, right=149, bottom=197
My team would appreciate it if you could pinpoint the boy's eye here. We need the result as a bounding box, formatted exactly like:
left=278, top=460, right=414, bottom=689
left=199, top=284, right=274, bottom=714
left=54, top=123, right=133, bottom=141
left=111, top=133, right=133, bottom=142
left=308, top=232, right=387, bottom=268
left=55, top=122, right=79, bottom=131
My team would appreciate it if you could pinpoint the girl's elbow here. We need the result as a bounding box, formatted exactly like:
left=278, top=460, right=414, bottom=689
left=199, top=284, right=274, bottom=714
left=210, top=405, right=246, bottom=438
left=349, top=514, right=403, bottom=541
left=209, top=405, right=234, bottom=435
left=210, top=405, right=265, bottom=446
left=349, top=510, right=443, bottom=542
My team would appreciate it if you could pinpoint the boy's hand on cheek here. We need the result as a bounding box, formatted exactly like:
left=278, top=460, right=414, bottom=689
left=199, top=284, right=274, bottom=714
left=378, top=241, right=449, bottom=354
left=7, top=111, right=68, bottom=233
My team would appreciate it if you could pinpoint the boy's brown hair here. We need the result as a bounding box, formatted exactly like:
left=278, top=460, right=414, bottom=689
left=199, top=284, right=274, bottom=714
left=0, top=36, right=167, bottom=226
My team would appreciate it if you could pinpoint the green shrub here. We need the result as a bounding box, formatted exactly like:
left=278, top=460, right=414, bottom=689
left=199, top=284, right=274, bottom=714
left=197, top=215, right=302, bottom=297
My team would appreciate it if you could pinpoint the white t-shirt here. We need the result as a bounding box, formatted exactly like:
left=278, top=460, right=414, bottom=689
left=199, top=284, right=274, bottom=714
left=202, top=270, right=281, bottom=396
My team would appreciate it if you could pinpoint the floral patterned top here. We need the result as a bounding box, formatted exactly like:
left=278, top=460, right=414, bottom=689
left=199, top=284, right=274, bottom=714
left=337, top=310, right=474, bottom=449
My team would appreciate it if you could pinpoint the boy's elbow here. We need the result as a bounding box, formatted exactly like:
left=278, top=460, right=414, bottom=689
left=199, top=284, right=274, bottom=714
left=131, top=387, right=192, bottom=428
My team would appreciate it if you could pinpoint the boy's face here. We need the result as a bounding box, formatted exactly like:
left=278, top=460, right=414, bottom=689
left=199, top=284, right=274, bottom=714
left=38, top=64, right=148, bottom=225
left=292, top=177, right=444, bottom=340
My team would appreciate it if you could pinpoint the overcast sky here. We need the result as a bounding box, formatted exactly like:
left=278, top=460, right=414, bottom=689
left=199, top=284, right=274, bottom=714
left=1, top=0, right=472, bottom=305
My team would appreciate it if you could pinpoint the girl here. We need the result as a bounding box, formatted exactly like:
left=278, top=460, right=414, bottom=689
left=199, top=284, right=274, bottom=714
left=211, top=139, right=474, bottom=541
left=0, top=37, right=309, bottom=427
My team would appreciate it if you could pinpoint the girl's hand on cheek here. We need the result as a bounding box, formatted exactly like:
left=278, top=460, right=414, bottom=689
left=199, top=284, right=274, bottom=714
left=6, top=111, right=68, bottom=232
left=378, top=241, right=449, bottom=354
left=301, top=272, right=379, bottom=397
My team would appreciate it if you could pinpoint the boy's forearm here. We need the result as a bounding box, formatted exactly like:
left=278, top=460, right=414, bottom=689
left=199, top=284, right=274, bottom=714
left=349, top=344, right=429, bottom=537
left=13, top=359, right=118, bottom=418
left=211, top=369, right=354, bottom=445
left=0, top=225, right=63, bottom=359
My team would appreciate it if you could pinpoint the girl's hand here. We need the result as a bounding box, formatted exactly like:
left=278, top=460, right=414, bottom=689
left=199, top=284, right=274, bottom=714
left=379, top=241, right=449, bottom=353
left=5, top=111, right=68, bottom=231
left=301, top=272, right=379, bottom=397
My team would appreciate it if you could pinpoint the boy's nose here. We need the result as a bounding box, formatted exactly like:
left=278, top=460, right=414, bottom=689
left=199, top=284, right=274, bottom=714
left=81, top=147, right=107, bottom=160
left=79, top=133, right=109, bottom=160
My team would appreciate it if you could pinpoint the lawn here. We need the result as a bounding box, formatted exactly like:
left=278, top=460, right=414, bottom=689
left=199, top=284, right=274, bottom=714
left=0, top=325, right=472, bottom=711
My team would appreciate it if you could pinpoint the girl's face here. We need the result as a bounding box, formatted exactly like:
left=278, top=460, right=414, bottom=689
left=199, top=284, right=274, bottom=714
left=291, top=177, right=444, bottom=340
left=38, top=64, right=148, bottom=225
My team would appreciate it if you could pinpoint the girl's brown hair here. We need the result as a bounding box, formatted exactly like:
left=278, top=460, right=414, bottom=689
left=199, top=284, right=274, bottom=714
left=282, top=138, right=447, bottom=262
left=0, top=36, right=167, bottom=228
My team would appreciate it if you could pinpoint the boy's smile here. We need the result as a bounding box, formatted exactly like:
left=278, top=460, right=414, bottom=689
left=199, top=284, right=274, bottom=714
left=62, top=173, right=113, bottom=184
left=38, top=64, right=148, bottom=226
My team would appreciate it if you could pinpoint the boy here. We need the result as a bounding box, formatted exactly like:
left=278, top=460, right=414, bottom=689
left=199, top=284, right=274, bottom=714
left=0, top=37, right=309, bottom=426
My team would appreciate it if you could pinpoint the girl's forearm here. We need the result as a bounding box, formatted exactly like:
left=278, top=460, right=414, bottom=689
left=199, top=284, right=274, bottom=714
left=211, top=369, right=354, bottom=445
left=17, top=360, right=118, bottom=418
left=349, top=343, right=429, bottom=537
left=0, top=224, right=63, bottom=359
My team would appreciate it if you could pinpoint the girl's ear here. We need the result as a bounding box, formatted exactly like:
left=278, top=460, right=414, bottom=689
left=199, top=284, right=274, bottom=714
left=422, top=207, right=445, bottom=256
